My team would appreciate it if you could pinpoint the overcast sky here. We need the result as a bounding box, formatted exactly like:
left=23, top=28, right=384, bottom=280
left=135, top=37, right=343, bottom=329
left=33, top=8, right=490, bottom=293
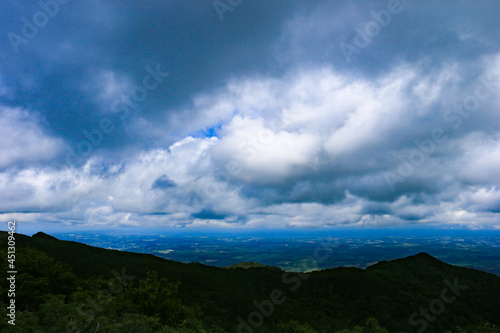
left=1, top=0, right=499, bottom=232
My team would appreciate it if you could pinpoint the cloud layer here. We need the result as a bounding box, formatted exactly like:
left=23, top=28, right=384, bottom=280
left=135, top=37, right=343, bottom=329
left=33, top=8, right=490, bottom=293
left=0, top=0, right=499, bottom=230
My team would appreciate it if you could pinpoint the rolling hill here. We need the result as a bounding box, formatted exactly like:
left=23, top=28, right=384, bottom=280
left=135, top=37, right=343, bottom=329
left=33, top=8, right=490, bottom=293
left=1, top=231, right=499, bottom=332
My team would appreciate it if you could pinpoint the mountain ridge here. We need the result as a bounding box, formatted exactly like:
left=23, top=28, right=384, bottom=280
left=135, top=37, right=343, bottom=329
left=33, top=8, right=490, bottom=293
left=1, top=230, right=499, bottom=332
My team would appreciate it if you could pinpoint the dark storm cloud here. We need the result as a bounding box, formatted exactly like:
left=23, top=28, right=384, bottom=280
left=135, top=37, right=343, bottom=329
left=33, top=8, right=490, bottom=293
left=192, top=209, right=228, bottom=220
left=0, top=0, right=309, bottom=151
left=152, top=174, right=176, bottom=190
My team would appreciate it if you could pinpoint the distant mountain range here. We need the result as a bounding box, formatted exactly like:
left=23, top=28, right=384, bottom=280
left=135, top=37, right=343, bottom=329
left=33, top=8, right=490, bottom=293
left=1, top=231, right=499, bottom=332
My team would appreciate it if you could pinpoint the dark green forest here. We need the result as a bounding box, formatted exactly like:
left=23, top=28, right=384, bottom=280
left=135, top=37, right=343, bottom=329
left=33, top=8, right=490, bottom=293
left=1, top=231, right=499, bottom=332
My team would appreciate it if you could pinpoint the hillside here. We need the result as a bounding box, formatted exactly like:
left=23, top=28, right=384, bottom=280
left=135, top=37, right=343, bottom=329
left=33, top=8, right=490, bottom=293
left=1, top=231, right=499, bottom=332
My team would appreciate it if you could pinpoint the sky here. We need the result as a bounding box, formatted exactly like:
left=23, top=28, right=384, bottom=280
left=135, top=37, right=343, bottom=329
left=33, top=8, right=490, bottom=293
left=0, top=0, right=499, bottom=233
